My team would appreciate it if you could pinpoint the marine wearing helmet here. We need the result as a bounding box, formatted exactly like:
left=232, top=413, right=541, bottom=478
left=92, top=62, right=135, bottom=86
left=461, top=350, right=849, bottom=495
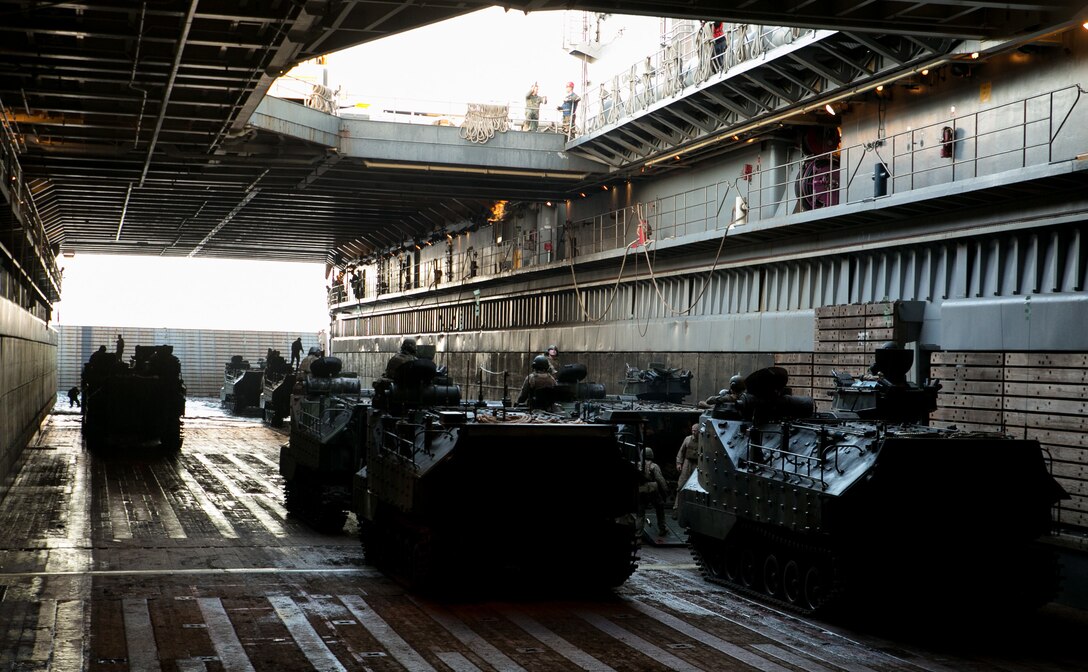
left=517, top=354, right=557, bottom=405
left=544, top=345, right=560, bottom=374
left=698, top=373, right=747, bottom=408
left=383, top=338, right=418, bottom=380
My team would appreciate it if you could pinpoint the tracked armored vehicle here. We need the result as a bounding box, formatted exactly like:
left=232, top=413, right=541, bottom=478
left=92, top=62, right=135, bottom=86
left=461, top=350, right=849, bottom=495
left=279, top=356, right=368, bottom=533
left=220, top=355, right=263, bottom=414
left=81, top=344, right=185, bottom=451
left=679, top=347, right=1067, bottom=615
left=621, top=362, right=694, bottom=403
left=260, top=349, right=294, bottom=427
left=356, top=356, right=642, bottom=591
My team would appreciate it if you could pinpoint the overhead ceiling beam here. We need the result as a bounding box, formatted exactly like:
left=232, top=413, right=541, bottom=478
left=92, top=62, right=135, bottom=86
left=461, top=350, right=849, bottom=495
left=140, top=0, right=198, bottom=187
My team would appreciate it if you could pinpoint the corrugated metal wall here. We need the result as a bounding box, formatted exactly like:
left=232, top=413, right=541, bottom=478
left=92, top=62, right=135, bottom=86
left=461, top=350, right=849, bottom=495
left=56, top=326, right=321, bottom=396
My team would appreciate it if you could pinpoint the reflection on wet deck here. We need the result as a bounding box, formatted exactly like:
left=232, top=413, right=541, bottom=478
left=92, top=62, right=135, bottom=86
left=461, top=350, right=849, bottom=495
left=1, top=402, right=1085, bottom=671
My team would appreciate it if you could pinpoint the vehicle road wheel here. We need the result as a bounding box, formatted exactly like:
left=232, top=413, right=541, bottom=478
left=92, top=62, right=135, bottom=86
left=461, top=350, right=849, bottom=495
left=803, top=565, right=826, bottom=611
left=763, top=553, right=781, bottom=597
left=740, top=547, right=758, bottom=588
left=782, top=560, right=802, bottom=604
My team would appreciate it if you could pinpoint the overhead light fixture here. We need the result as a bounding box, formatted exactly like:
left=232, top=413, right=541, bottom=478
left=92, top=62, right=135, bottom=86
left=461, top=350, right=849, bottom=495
left=674, top=154, right=682, bottom=160
left=970, top=52, right=979, bottom=59
left=921, top=68, right=930, bottom=76
left=546, top=201, right=553, bottom=206
left=824, top=103, right=836, bottom=116
left=875, top=85, right=884, bottom=92
left=579, top=192, right=586, bottom=198
left=602, top=185, right=609, bottom=190
left=1083, top=21, right=1088, bottom=30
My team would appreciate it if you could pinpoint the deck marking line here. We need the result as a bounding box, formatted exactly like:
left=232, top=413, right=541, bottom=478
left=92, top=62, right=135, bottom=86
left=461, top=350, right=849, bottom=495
left=667, top=592, right=880, bottom=672
left=176, top=458, right=239, bottom=539
left=753, top=644, right=836, bottom=672
left=627, top=599, right=792, bottom=672
left=53, top=599, right=86, bottom=671
left=122, top=598, right=161, bottom=672
left=435, top=651, right=484, bottom=672
left=339, top=595, right=437, bottom=672
left=576, top=610, right=704, bottom=672
left=501, top=608, right=616, bottom=672
left=29, top=598, right=57, bottom=664
left=145, top=464, right=188, bottom=538
left=415, top=601, right=526, bottom=672
left=221, top=454, right=288, bottom=519
left=104, top=465, right=133, bottom=539
left=267, top=595, right=347, bottom=672
left=193, top=453, right=285, bottom=536
left=197, top=598, right=256, bottom=672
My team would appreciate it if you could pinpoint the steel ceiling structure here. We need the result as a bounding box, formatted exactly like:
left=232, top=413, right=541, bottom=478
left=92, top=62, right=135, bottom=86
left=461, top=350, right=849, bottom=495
left=1, top=0, right=1085, bottom=279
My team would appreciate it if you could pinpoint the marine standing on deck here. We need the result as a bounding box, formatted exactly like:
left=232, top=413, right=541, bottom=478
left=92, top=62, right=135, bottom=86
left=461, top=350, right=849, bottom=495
left=525, top=83, right=546, bottom=132
left=383, top=338, right=418, bottom=380
left=68, top=386, right=81, bottom=408
left=674, top=423, right=700, bottom=514
left=290, top=337, right=303, bottom=369
left=298, top=347, right=322, bottom=374
left=640, top=447, right=669, bottom=538
left=115, top=334, right=125, bottom=362
left=544, top=345, right=560, bottom=375
left=516, top=355, right=557, bottom=405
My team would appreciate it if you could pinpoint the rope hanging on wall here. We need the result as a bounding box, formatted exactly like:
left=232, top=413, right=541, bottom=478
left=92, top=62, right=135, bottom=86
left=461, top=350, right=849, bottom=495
left=459, top=103, right=510, bottom=144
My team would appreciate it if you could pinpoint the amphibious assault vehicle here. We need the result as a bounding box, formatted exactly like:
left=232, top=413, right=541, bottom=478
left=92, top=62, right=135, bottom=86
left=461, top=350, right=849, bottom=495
left=81, top=344, right=186, bottom=451
left=279, top=356, right=368, bottom=533
left=355, top=356, right=643, bottom=591
left=679, top=347, right=1067, bottom=615
left=220, top=355, right=263, bottom=414
left=260, top=349, right=294, bottom=427
left=621, top=362, right=694, bottom=403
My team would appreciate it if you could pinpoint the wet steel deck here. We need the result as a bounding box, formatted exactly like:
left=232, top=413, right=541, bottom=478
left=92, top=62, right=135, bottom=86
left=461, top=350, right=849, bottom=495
left=1, top=401, right=1085, bottom=671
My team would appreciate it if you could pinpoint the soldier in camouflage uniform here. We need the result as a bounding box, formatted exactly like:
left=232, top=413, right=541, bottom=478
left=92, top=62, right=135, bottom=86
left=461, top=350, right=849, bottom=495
left=674, top=422, right=700, bottom=514
left=383, top=338, right=418, bottom=380
left=516, top=355, right=557, bottom=405
left=544, top=344, right=560, bottom=375
left=640, top=447, right=669, bottom=537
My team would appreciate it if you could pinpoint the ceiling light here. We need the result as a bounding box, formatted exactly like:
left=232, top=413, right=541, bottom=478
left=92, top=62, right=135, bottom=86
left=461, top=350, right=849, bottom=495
left=1083, top=21, right=1088, bottom=30
left=921, top=69, right=930, bottom=76
left=546, top=201, right=553, bottom=207
left=824, top=103, right=836, bottom=116
left=875, top=85, right=884, bottom=92
left=579, top=192, right=586, bottom=198
left=602, top=185, right=609, bottom=190
left=970, top=52, right=979, bottom=59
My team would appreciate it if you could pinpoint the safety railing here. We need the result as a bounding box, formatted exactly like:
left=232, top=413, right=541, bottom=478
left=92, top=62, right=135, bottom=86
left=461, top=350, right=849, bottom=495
left=295, top=397, right=355, bottom=444
left=331, top=84, right=1084, bottom=306
left=580, top=23, right=814, bottom=137
left=0, top=97, right=63, bottom=307
left=541, top=83, right=1086, bottom=263
left=283, top=23, right=814, bottom=144
left=273, top=83, right=576, bottom=139
left=746, top=424, right=831, bottom=490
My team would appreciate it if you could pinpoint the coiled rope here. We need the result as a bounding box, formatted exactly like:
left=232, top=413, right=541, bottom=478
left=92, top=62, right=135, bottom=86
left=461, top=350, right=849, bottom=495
left=459, top=103, right=509, bottom=144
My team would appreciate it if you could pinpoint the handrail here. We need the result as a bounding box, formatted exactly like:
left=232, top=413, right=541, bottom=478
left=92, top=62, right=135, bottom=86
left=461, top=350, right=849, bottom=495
left=330, top=84, right=1084, bottom=308
left=0, top=96, right=63, bottom=307
left=288, top=23, right=814, bottom=143
left=580, top=23, right=813, bottom=138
